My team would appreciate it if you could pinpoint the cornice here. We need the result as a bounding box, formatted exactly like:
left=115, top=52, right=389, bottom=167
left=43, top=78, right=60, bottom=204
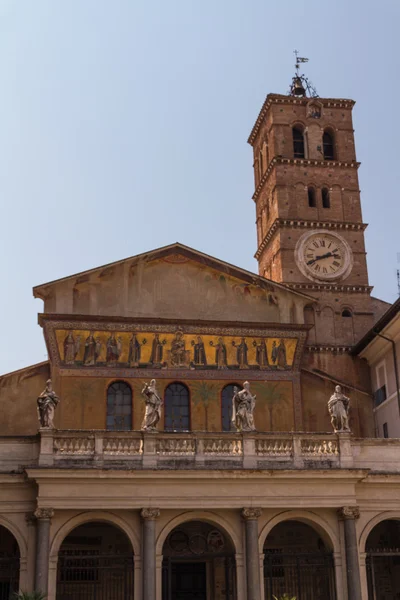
left=252, top=157, right=360, bottom=201
left=285, top=283, right=373, bottom=294
left=248, top=94, right=356, bottom=146
left=305, top=345, right=352, bottom=354
left=255, top=219, right=368, bottom=260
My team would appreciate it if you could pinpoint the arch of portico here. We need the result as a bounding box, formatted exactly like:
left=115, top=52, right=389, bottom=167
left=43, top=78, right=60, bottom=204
left=258, top=509, right=343, bottom=600
left=155, top=510, right=244, bottom=600
left=48, top=510, right=141, bottom=600
left=0, top=515, right=28, bottom=592
left=359, top=511, right=400, bottom=600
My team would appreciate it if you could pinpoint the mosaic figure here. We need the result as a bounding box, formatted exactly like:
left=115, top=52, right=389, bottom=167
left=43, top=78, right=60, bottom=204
left=150, top=334, right=163, bottom=365
left=83, top=333, right=101, bottom=366
left=170, top=328, right=189, bottom=367
left=255, top=339, right=269, bottom=369
left=236, top=337, right=249, bottom=369
left=106, top=334, right=122, bottom=365
left=214, top=337, right=228, bottom=369
left=128, top=333, right=142, bottom=367
left=63, top=332, right=81, bottom=364
left=193, top=336, right=207, bottom=366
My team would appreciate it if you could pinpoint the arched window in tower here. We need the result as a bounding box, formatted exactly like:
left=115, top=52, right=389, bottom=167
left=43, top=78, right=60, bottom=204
left=164, top=382, right=190, bottom=431
left=341, top=309, right=352, bottom=318
left=221, top=384, right=239, bottom=431
left=322, top=187, right=331, bottom=208
left=308, top=186, right=317, bottom=208
left=259, top=151, right=264, bottom=180
left=106, top=381, right=132, bottom=430
left=292, top=126, right=305, bottom=159
left=323, top=130, right=335, bottom=160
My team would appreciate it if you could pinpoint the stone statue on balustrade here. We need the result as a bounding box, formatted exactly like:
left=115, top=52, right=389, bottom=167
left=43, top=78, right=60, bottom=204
left=232, top=381, right=256, bottom=432
left=141, top=379, right=163, bottom=432
left=328, top=385, right=350, bottom=432
left=37, top=379, right=60, bottom=429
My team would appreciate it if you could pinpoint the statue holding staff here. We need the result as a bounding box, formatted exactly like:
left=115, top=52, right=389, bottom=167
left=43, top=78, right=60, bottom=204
left=141, top=379, right=163, bottom=432
left=328, top=385, right=350, bottom=432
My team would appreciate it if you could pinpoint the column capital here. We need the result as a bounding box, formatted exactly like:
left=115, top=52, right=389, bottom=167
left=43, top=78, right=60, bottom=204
left=241, top=507, right=262, bottom=521
left=25, top=512, right=36, bottom=526
left=338, top=506, right=360, bottom=520
left=141, top=508, right=160, bottom=521
left=34, top=507, right=54, bottom=520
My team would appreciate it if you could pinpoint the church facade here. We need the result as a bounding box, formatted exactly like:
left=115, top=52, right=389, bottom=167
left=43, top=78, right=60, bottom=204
left=0, top=84, right=400, bottom=600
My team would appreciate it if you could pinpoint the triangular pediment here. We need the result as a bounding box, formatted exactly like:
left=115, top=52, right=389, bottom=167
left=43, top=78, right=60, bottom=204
left=33, top=243, right=313, bottom=324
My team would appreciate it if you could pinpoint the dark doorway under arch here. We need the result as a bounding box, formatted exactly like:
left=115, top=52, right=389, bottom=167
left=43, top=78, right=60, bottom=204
left=366, top=519, right=400, bottom=599
left=0, top=525, right=20, bottom=600
left=162, top=520, right=236, bottom=600
left=263, top=520, right=336, bottom=600
left=56, top=521, right=134, bottom=600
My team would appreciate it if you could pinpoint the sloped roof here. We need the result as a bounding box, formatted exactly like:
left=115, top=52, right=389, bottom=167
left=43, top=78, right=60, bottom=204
left=33, top=242, right=314, bottom=303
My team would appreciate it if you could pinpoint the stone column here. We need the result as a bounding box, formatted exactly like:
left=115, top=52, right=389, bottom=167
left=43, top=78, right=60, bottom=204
left=338, top=506, right=362, bottom=600
left=34, top=508, right=54, bottom=595
left=141, top=508, right=160, bottom=600
left=242, top=508, right=262, bottom=600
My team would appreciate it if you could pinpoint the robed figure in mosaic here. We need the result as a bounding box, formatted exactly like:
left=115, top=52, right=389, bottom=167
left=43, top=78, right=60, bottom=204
left=63, top=332, right=81, bottom=364
left=193, top=336, right=207, bottom=366
left=37, top=379, right=60, bottom=429
left=215, top=337, right=228, bottom=369
left=150, top=334, right=163, bottom=365
left=128, top=333, right=141, bottom=367
left=255, top=339, right=269, bottom=369
left=236, top=338, right=249, bottom=369
left=141, top=379, right=163, bottom=432
left=328, top=385, right=350, bottom=432
left=232, top=381, right=256, bottom=432
left=83, top=333, right=101, bottom=366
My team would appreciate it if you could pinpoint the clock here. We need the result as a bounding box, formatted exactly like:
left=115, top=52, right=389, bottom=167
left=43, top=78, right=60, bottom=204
left=295, top=230, right=353, bottom=282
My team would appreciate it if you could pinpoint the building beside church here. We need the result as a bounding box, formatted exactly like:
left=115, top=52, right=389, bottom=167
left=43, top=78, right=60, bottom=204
left=0, top=72, right=400, bottom=600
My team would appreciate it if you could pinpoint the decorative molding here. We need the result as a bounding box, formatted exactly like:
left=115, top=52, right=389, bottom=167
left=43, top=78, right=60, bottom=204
left=34, top=508, right=54, bottom=520
left=241, top=507, right=263, bottom=520
left=252, top=156, right=360, bottom=202
left=338, top=506, right=360, bottom=520
left=248, top=95, right=355, bottom=146
left=255, top=218, right=367, bottom=260
left=141, top=508, right=160, bottom=521
left=305, top=346, right=352, bottom=354
left=286, top=283, right=372, bottom=294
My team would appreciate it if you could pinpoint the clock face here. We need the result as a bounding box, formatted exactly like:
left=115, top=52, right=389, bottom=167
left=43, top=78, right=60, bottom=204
left=296, top=231, right=352, bottom=282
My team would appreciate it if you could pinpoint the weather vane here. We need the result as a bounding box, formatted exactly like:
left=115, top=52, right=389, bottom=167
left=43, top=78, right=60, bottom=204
left=289, top=50, right=318, bottom=98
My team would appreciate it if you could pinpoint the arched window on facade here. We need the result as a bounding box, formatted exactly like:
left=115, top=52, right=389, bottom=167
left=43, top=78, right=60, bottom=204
left=164, top=382, right=190, bottom=431
left=259, top=150, right=264, bottom=180
left=308, top=186, right=317, bottom=208
left=322, top=187, right=330, bottom=208
left=221, top=384, right=240, bottom=431
left=342, top=309, right=352, bottom=318
left=323, top=130, right=335, bottom=160
left=106, top=381, right=132, bottom=431
left=292, top=126, right=305, bottom=159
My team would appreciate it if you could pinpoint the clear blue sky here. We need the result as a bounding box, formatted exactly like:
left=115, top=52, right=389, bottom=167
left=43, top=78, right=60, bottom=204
left=1, top=0, right=399, bottom=375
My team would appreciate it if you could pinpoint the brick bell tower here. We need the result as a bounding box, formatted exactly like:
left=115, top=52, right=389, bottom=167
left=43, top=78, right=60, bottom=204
left=248, top=58, right=376, bottom=347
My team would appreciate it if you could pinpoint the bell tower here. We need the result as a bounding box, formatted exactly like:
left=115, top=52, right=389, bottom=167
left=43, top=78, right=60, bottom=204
left=248, top=57, right=377, bottom=347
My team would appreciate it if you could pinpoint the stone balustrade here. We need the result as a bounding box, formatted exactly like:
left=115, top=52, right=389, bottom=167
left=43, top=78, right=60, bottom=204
left=1, top=430, right=400, bottom=472
left=36, top=429, right=355, bottom=469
